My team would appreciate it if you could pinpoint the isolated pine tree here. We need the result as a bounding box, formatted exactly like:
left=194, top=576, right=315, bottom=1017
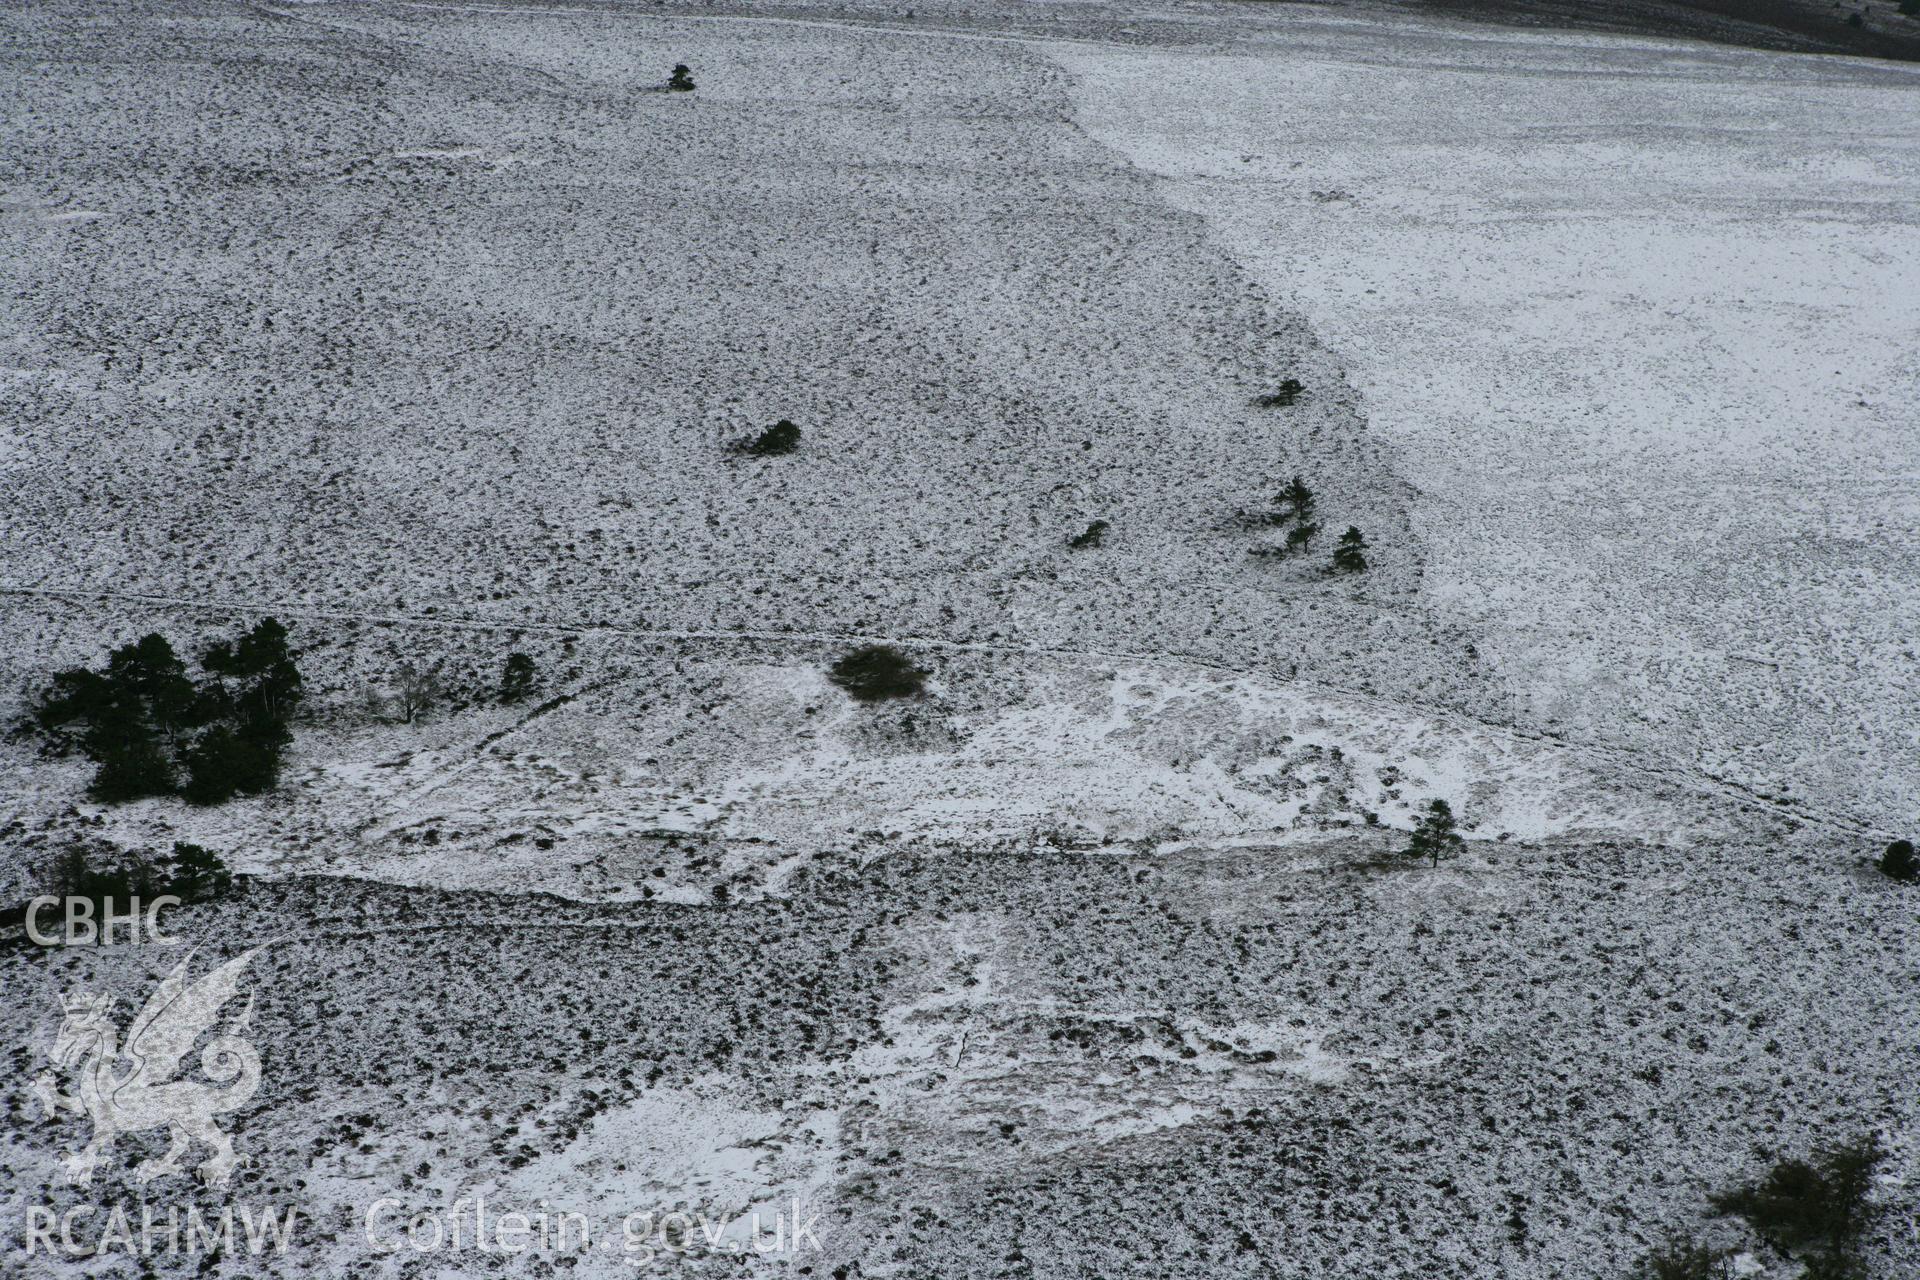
left=1332, top=526, right=1368, bottom=574
left=1407, top=799, right=1464, bottom=867
left=667, top=63, right=696, bottom=92
left=1068, top=519, right=1109, bottom=550
left=1251, top=475, right=1320, bottom=556
left=1276, top=475, right=1315, bottom=525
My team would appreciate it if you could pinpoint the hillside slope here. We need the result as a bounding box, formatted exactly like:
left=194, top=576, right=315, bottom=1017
left=1, top=3, right=1914, bottom=1278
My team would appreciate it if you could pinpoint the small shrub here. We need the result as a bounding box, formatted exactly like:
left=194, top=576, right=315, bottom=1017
left=1068, top=520, right=1109, bottom=550
left=667, top=63, right=695, bottom=91
left=1407, top=798, right=1463, bottom=867
left=501, top=652, right=537, bottom=704
left=736, top=419, right=800, bottom=457
left=1256, top=379, right=1305, bottom=408
left=1877, top=838, right=1916, bottom=882
left=828, top=645, right=926, bottom=703
left=390, top=662, right=446, bottom=724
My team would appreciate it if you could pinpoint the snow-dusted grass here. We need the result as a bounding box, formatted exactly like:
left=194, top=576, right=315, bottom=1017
left=8, top=837, right=1911, bottom=1278
left=1057, top=16, right=1920, bottom=832
left=1, top=2, right=1915, bottom=1278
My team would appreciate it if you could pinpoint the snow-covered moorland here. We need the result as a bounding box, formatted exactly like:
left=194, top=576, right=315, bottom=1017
left=1, top=1, right=1915, bottom=1277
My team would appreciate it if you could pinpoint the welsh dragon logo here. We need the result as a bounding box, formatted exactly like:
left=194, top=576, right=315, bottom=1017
left=32, top=948, right=263, bottom=1187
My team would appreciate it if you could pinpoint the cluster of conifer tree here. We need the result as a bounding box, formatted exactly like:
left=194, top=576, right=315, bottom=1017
left=50, top=839, right=233, bottom=909
left=34, top=619, right=303, bottom=805
left=1247, top=474, right=1369, bottom=573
